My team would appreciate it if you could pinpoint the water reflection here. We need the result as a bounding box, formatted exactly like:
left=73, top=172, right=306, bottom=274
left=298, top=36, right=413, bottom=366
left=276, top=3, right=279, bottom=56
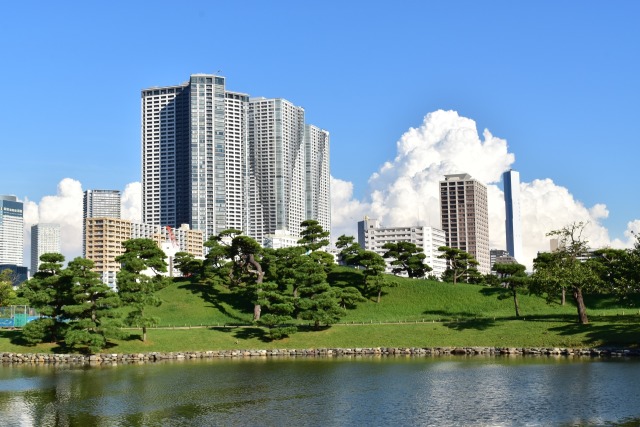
left=1, top=357, right=640, bottom=426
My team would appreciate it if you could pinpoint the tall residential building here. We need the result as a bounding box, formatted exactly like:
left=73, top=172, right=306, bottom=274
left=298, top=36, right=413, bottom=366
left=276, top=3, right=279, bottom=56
left=141, top=75, right=248, bottom=239
left=304, top=125, right=331, bottom=237
left=439, top=173, right=490, bottom=274
left=247, top=97, right=306, bottom=244
left=503, top=169, right=523, bottom=262
left=0, top=195, right=24, bottom=266
left=141, top=74, right=330, bottom=246
left=357, top=217, right=447, bottom=278
left=30, top=223, right=61, bottom=275
left=83, top=189, right=121, bottom=257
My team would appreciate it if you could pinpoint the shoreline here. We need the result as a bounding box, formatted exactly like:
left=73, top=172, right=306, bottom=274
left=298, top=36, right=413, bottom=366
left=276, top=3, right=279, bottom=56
left=3, top=346, right=640, bottom=366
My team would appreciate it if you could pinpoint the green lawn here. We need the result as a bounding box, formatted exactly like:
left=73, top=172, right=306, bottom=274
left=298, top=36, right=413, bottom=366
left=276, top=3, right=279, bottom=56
left=1, top=268, right=639, bottom=354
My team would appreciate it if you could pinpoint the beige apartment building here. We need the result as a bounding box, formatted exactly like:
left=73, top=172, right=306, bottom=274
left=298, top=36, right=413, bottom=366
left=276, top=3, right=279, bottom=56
left=85, top=218, right=203, bottom=289
left=439, top=173, right=490, bottom=274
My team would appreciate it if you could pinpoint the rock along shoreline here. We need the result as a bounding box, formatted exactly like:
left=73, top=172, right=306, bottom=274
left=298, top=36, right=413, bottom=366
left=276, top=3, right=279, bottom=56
left=2, top=346, right=640, bottom=366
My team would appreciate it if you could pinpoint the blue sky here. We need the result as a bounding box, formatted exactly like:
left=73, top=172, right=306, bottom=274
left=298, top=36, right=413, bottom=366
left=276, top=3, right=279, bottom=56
left=2, top=1, right=639, bottom=265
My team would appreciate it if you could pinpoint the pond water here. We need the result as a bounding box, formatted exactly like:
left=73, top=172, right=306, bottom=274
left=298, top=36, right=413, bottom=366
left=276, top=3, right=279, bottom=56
left=1, top=356, right=640, bottom=426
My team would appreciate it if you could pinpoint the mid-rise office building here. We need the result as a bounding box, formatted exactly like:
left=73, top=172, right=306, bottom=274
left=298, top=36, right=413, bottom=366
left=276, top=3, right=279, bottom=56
left=30, top=223, right=61, bottom=275
left=0, top=195, right=23, bottom=266
left=439, top=173, right=490, bottom=274
left=503, top=170, right=523, bottom=262
left=141, top=74, right=330, bottom=246
left=83, top=190, right=121, bottom=257
left=357, top=217, right=447, bottom=278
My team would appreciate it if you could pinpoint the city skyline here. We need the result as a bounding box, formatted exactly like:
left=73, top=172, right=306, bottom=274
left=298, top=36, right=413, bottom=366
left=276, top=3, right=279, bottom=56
left=2, top=2, right=639, bottom=270
left=141, top=74, right=331, bottom=245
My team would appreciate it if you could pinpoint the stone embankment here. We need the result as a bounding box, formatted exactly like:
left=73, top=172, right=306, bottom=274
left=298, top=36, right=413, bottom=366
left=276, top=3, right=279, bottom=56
left=2, top=347, right=640, bottom=365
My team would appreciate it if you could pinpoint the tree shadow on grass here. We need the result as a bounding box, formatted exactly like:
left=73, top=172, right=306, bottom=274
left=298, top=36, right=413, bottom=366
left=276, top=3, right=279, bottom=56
left=442, top=318, right=497, bottom=331
left=210, top=326, right=270, bottom=343
left=2, top=329, right=29, bottom=346
left=178, top=281, right=250, bottom=322
left=547, top=320, right=640, bottom=348
left=328, top=268, right=364, bottom=290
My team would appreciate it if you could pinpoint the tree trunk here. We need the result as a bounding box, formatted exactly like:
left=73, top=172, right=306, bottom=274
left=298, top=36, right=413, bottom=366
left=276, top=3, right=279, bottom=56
left=142, top=326, right=147, bottom=342
left=572, top=286, right=589, bottom=325
left=561, top=287, right=566, bottom=305
left=377, top=288, right=382, bottom=303
left=512, top=287, right=520, bottom=318
left=247, top=254, right=264, bottom=321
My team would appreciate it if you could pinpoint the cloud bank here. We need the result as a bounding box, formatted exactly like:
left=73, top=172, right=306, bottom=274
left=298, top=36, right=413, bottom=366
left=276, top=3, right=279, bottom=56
left=330, top=110, right=640, bottom=269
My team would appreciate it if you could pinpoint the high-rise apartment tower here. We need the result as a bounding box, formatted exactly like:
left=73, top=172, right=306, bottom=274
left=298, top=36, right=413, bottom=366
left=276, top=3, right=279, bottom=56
left=30, top=223, right=61, bottom=274
left=439, top=173, right=490, bottom=274
left=0, top=195, right=24, bottom=265
left=141, top=74, right=330, bottom=245
left=503, top=169, right=523, bottom=262
left=141, top=75, right=248, bottom=239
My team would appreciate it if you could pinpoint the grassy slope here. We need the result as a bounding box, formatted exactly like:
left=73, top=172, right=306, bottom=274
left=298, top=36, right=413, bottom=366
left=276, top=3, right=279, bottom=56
left=2, top=267, right=639, bottom=353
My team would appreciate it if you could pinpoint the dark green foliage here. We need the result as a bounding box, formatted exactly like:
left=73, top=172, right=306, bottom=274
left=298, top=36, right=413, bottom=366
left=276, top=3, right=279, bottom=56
left=17, top=253, right=72, bottom=343
left=62, top=258, right=122, bottom=353
left=21, top=318, right=61, bottom=345
left=256, top=281, right=297, bottom=340
left=382, top=241, right=432, bottom=278
left=357, top=250, right=391, bottom=303
left=297, top=255, right=345, bottom=328
left=116, top=239, right=169, bottom=341
left=227, top=233, right=265, bottom=321
left=531, top=222, right=600, bottom=325
left=297, top=220, right=330, bottom=252
left=333, top=286, right=366, bottom=309
left=0, top=269, right=17, bottom=306
left=492, top=262, right=529, bottom=317
left=335, top=235, right=362, bottom=266
left=173, top=251, right=204, bottom=278
left=437, top=246, right=480, bottom=284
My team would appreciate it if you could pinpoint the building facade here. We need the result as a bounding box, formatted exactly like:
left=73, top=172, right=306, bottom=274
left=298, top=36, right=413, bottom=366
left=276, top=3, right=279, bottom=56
left=30, top=223, right=61, bottom=275
left=141, top=74, right=330, bottom=246
left=83, top=190, right=121, bottom=257
left=0, top=195, right=23, bottom=266
left=439, top=173, right=490, bottom=274
left=357, top=217, right=447, bottom=278
left=503, top=169, right=523, bottom=262
left=304, top=125, right=331, bottom=238
left=247, top=97, right=306, bottom=244
left=141, top=75, right=247, bottom=240
left=85, top=217, right=204, bottom=289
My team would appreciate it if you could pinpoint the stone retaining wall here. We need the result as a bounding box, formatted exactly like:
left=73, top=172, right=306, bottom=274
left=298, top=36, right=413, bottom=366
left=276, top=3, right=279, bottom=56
left=2, top=347, right=640, bottom=365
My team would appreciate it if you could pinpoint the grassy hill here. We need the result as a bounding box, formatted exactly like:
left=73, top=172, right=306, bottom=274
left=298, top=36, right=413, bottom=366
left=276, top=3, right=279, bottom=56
left=1, top=267, right=639, bottom=353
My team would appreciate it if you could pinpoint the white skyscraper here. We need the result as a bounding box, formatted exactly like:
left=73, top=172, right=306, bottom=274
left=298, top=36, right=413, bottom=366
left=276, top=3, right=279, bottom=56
left=30, top=223, right=61, bottom=274
left=141, top=75, right=247, bottom=239
left=142, top=74, right=331, bottom=245
left=305, top=125, right=331, bottom=238
left=247, top=97, right=306, bottom=244
left=503, top=169, right=523, bottom=262
left=0, top=195, right=24, bottom=266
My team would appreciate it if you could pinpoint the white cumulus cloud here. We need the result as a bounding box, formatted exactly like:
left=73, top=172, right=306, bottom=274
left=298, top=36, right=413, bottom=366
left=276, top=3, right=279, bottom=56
left=122, top=181, right=142, bottom=222
left=330, top=110, right=640, bottom=270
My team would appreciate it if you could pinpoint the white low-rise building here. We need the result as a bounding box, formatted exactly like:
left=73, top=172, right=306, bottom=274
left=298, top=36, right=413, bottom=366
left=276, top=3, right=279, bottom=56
left=357, top=217, right=447, bottom=278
